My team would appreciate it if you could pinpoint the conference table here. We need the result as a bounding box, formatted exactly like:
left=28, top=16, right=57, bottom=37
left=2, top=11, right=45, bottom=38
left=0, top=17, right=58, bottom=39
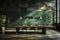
left=2, top=26, right=55, bottom=34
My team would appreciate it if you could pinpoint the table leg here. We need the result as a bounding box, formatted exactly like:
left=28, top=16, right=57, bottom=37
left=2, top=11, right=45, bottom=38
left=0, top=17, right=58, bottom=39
left=2, top=27, right=5, bottom=35
left=42, top=28, right=46, bottom=34
left=16, top=28, right=20, bottom=34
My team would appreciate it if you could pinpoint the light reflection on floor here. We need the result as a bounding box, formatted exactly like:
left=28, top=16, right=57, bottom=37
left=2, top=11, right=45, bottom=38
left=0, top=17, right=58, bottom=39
left=0, top=30, right=60, bottom=40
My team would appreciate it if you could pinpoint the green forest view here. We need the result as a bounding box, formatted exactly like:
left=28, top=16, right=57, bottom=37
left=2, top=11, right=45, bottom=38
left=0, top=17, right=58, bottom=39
left=0, top=10, right=56, bottom=27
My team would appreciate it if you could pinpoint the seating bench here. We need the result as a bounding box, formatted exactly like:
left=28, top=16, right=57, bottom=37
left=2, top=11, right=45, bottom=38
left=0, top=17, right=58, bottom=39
left=2, top=26, right=55, bottom=34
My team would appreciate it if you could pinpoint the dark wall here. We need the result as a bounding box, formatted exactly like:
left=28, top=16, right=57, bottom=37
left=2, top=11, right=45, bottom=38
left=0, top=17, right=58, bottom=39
left=55, top=0, right=60, bottom=31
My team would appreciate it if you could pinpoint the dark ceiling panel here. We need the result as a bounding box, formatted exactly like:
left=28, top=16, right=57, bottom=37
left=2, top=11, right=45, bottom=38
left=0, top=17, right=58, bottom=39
left=0, top=0, right=54, bottom=16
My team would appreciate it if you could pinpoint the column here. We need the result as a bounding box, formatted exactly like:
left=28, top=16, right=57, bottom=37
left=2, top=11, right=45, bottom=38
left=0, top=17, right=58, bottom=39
left=2, top=27, right=5, bottom=35
left=57, top=0, right=59, bottom=23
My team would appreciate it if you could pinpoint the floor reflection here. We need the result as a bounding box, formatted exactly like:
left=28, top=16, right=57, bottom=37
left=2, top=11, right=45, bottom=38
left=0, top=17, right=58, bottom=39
left=0, top=30, right=60, bottom=40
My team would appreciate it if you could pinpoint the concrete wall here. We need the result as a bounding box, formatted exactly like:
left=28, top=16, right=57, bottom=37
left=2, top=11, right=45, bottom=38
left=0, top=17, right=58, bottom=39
left=59, top=0, right=60, bottom=23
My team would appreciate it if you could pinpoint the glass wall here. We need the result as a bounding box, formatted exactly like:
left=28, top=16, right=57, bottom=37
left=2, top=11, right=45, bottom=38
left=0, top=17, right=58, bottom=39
left=8, top=10, right=56, bottom=26
left=6, top=0, right=57, bottom=26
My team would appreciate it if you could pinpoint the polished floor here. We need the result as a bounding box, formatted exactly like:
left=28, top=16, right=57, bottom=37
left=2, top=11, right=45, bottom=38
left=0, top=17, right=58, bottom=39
left=0, top=30, right=60, bottom=40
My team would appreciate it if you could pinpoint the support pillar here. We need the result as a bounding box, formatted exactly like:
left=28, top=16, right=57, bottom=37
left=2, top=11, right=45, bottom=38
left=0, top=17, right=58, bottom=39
left=42, top=28, right=46, bottom=34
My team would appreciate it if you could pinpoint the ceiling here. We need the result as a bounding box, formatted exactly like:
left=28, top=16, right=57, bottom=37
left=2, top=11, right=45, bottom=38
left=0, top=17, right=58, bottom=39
left=0, top=0, right=54, bottom=16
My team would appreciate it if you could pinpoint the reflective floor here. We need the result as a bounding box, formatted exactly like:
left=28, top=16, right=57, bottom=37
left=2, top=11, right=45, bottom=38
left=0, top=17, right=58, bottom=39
left=0, top=30, right=60, bottom=40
